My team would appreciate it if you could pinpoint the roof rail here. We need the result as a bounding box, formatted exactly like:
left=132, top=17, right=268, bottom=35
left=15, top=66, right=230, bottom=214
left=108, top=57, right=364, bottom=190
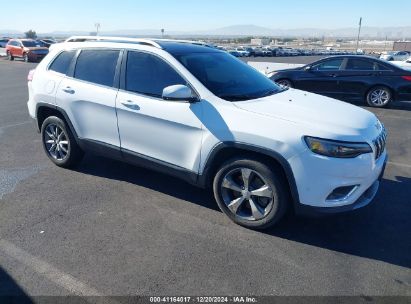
left=154, top=38, right=214, bottom=48
left=63, top=36, right=162, bottom=49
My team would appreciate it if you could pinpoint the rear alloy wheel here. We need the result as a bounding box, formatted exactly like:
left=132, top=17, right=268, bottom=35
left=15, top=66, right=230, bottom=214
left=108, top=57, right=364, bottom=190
left=213, top=158, right=288, bottom=229
left=23, top=53, right=29, bottom=63
left=366, top=86, right=392, bottom=108
left=276, top=79, right=293, bottom=89
left=41, top=116, right=84, bottom=168
left=7, top=51, right=14, bottom=61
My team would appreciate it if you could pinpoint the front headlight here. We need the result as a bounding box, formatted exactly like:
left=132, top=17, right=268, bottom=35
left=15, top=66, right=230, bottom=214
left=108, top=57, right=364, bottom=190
left=304, top=136, right=372, bottom=158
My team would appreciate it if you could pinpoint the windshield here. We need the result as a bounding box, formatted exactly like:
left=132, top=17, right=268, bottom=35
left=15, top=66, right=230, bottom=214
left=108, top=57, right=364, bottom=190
left=22, top=40, right=41, bottom=47
left=174, top=52, right=283, bottom=101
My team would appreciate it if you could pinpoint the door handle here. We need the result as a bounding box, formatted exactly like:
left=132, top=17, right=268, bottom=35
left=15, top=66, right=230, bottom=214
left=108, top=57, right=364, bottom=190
left=62, top=87, right=75, bottom=94
left=329, top=74, right=338, bottom=77
left=120, top=100, right=140, bottom=110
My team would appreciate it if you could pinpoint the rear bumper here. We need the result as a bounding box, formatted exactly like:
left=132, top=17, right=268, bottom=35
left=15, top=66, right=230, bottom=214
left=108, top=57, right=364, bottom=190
left=396, top=92, right=411, bottom=102
left=295, top=155, right=387, bottom=216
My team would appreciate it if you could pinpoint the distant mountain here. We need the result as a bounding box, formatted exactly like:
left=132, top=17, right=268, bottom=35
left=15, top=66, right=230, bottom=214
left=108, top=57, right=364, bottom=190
left=2, top=24, right=411, bottom=39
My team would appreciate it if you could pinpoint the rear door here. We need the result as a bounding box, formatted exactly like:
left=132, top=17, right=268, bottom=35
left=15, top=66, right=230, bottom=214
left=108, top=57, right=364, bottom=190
left=337, top=58, right=387, bottom=102
left=295, top=58, right=345, bottom=98
left=55, top=49, right=122, bottom=149
left=33, top=50, right=77, bottom=107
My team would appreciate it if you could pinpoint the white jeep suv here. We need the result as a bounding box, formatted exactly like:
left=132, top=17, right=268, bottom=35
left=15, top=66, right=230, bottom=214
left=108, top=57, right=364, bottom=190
left=27, top=37, right=387, bottom=229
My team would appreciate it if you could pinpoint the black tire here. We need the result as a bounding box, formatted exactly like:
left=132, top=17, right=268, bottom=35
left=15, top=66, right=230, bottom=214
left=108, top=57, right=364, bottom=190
left=275, top=79, right=293, bottom=89
left=41, top=116, right=84, bottom=168
left=213, top=157, right=288, bottom=229
left=7, top=51, right=14, bottom=61
left=366, top=86, right=392, bottom=108
left=23, top=53, right=29, bottom=63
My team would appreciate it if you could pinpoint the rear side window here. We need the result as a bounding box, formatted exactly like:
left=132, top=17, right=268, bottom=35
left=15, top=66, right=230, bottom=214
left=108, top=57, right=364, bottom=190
left=49, top=51, right=76, bottom=75
left=125, top=51, right=186, bottom=97
left=345, top=59, right=375, bottom=71
left=74, top=50, right=120, bottom=87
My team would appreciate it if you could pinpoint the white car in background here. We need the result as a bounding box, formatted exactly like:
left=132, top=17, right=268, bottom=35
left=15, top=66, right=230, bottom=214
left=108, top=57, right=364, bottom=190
left=380, top=51, right=410, bottom=61
left=235, top=47, right=250, bottom=57
left=391, top=58, right=411, bottom=70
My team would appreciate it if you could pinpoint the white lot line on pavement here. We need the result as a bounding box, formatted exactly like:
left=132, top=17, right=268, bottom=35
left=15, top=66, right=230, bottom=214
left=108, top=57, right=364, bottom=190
left=0, top=239, right=104, bottom=297
left=0, top=121, right=32, bottom=129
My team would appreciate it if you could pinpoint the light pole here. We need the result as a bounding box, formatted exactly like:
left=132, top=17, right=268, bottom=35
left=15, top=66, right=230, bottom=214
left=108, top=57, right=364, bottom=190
left=161, top=28, right=165, bottom=38
left=356, top=17, right=362, bottom=53
left=95, top=23, right=101, bottom=36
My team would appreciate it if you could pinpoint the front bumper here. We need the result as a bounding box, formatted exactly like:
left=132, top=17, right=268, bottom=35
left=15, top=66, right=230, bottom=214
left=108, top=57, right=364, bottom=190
left=28, top=52, right=47, bottom=62
left=295, top=155, right=386, bottom=216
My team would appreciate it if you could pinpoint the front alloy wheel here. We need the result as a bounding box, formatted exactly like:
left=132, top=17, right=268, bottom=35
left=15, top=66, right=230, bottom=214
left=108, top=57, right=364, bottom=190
left=7, top=51, right=14, bottom=61
left=213, top=158, right=288, bottom=229
left=221, top=168, right=274, bottom=221
left=276, top=79, right=293, bottom=89
left=23, top=53, right=29, bottom=62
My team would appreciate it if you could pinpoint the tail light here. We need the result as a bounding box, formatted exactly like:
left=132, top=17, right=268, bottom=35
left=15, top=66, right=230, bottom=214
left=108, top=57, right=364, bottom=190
left=402, top=76, right=411, bottom=81
left=27, top=69, right=35, bottom=81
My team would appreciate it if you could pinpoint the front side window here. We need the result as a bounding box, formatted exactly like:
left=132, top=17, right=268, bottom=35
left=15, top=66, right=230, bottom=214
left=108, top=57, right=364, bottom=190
left=74, top=50, right=120, bottom=87
left=125, top=51, right=186, bottom=97
left=49, top=51, right=76, bottom=75
left=174, top=52, right=282, bottom=101
left=312, top=58, right=344, bottom=71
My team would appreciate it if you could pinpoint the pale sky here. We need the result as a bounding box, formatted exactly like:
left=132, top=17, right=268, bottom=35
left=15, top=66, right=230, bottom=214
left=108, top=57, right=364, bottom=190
left=1, top=0, right=410, bottom=32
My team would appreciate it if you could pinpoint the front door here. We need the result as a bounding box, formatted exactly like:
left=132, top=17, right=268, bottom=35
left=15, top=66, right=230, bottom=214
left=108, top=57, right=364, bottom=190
left=116, top=51, right=203, bottom=172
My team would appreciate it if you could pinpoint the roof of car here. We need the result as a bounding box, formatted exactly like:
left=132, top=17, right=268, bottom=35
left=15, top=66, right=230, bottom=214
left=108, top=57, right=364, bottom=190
left=155, top=41, right=221, bottom=55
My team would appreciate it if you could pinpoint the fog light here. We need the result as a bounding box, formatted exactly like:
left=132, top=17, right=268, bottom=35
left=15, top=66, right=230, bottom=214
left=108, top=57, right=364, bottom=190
left=326, top=185, right=359, bottom=201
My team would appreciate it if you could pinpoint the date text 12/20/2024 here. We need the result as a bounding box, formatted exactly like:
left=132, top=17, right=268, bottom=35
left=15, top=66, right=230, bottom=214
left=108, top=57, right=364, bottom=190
left=150, top=297, right=257, bottom=303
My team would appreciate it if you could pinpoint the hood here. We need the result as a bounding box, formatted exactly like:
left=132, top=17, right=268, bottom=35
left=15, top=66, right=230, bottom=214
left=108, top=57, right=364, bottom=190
left=233, top=89, right=379, bottom=140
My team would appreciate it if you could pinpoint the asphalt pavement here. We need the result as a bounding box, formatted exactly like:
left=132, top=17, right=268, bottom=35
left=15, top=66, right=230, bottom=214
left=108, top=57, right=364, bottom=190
left=0, top=57, right=410, bottom=298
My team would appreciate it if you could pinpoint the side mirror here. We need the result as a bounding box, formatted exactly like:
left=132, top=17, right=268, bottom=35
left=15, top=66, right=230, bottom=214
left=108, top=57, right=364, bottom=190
left=162, top=84, right=197, bottom=102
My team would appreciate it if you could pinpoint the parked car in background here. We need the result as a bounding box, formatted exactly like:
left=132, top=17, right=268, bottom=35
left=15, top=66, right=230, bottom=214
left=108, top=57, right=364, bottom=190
left=253, top=47, right=265, bottom=57
left=227, top=49, right=241, bottom=57
left=37, top=39, right=57, bottom=48
left=391, top=58, right=411, bottom=70
left=27, top=38, right=387, bottom=229
left=0, top=38, right=10, bottom=48
left=269, top=55, right=411, bottom=108
left=380, top=51, right=410, bottom=61
left=6, top=39, right=49, bottom=62
left=235, top=47, right=250, bottom=57
left=244, top=47, right=255, bottom=57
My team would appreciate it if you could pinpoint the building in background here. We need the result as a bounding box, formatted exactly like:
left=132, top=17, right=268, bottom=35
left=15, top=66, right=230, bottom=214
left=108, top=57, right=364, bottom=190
left=250, top=38, right=270, bottom=46
left=393, top=41, right=411, bottom=51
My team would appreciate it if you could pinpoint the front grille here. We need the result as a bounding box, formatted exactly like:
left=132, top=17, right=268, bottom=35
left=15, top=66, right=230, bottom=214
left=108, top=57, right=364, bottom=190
left=373, top=127, right=387, bottom=160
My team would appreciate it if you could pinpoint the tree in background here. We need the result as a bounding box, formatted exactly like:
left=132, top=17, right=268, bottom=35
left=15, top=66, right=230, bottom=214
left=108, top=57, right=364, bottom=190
left=25, top=30, right=37, bottom=39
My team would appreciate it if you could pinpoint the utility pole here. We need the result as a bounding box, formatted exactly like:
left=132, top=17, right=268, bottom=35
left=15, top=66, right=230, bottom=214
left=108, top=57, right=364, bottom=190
left=95, top=23, right=101, bottom=36
left=161, top=28, right=165, bottom=38
left=356, top=17, right=362, bottom=53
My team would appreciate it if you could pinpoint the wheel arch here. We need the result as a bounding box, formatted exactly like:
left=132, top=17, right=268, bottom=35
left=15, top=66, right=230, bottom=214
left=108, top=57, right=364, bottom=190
left=199, top=142, right=300, bottom=206
left=36, top=103, right=79, bottom=143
